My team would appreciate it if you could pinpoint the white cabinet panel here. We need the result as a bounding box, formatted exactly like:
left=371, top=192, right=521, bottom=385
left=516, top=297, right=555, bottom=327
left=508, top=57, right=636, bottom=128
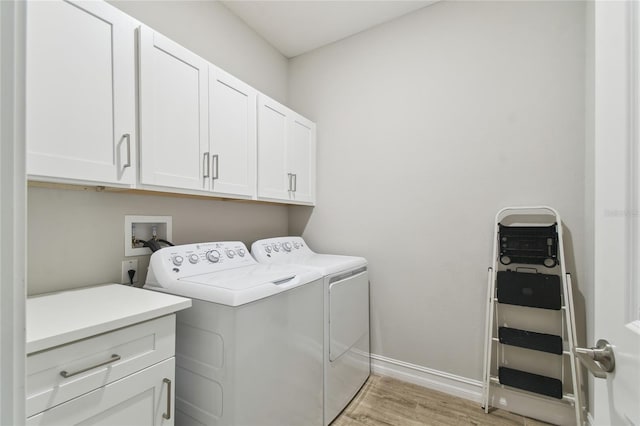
left=257, top=97, right=289, bottom=201
left=139, top=26, right=208, bottom=191
left=26, top=0, right=136, bottom=186
left=209, top=67, right=257, bottom=198
left=27, top=358, right=175, bottom=426
left=257, top=95, right=316, bottom=205
left=288, top=115, right=316, bottom=204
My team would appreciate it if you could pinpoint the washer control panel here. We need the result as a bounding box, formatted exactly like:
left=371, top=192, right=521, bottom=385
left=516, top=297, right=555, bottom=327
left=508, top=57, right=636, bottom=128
left=151, top=241, right=254, bottom=278
left=251, top=236, right=311, bottom=262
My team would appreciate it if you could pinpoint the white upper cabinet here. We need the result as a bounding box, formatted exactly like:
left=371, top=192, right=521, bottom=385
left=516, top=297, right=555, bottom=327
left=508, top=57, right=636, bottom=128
left=208, top=67, right=257, bottom=198
left=288, top=114, right=316, bottom=204
left=26, top=0, right=137, bottom=186
left=258, top=95, right=316, bottom=205
left=138, top=26, right=209, bottom=191
left=139, top=27, right=257, bottom=199
left=27, top=3, right=314, bottom=205
left=257, top=96, right=290, bottom=201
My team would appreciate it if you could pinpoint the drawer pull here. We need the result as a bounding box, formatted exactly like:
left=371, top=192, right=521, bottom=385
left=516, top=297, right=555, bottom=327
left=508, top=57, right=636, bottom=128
left=163, top=378, right=172, bottom=420
left=59, top=354, right=121, bottom=378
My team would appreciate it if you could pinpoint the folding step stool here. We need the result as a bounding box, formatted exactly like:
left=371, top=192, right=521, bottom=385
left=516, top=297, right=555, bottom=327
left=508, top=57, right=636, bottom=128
left=482, top=206, right=583, bottom=425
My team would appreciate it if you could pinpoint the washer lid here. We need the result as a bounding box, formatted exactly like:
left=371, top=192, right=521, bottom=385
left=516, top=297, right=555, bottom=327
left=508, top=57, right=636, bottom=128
left=149, top=263, right=322, bottom=307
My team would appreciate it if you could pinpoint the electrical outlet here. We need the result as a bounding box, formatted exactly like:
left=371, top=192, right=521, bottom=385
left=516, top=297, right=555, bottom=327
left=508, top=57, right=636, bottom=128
left=121, top=259, right=138, bottom=285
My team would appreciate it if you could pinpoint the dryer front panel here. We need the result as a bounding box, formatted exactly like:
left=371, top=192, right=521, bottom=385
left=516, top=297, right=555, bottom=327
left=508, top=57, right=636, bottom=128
left=329, top=270, right=369, bottom=362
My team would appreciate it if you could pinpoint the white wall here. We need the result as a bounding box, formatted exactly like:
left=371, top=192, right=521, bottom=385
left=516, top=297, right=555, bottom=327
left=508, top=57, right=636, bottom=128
left=108, top=0, right=288, bottom=103
left=289, top=0, right=586, bottom=382
left=27, top=0, right=290, bottom=295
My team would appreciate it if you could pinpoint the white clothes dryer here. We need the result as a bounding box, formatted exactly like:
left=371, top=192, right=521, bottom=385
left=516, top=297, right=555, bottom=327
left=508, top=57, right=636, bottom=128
left=145, top=241, right=324, bottom=426
left=251, top=237, right=370, bottom=425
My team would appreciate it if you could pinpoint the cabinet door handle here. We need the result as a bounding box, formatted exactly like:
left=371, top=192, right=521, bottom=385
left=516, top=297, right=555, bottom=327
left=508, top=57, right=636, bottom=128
left=123, top=134, right=131, bottom=168
left=203, top=152, right=210, bottom=178
left=212, top=154, right=219, bottom=180
left=163, top=378, right=172, bottom=420
left=293, top=174, right=297, bottom=192
left=287, top=173, right=292, bottom=191
left=60, top=354, right=121, bottom=378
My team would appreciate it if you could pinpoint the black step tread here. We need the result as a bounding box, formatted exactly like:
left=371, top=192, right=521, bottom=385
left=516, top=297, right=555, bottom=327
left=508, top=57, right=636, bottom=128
left=498, top=367, right=563, bottom=399
left=497, top=270, right=561, bottom=310
left=498, top=327, right=563, bottom=355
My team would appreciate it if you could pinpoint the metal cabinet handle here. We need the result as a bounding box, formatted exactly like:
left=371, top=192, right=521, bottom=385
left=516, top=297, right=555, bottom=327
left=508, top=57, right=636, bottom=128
left=293, top=174, right=297, bottom=192
left=60, top=354, right=121, bottom=378
left=163, top=378, right=172, bottom=420
left=123, top=134, right=131, bottom=168
left=212, top=154, right=219, bottom=180
left=287, top=173, right=293, bottom=191
left=203, top=152, right=210, bottom=178
left=575, top=339, right=615, bottom=379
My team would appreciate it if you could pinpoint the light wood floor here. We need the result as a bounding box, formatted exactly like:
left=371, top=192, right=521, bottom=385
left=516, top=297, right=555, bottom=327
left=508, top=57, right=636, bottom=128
left=331, top=375, right=551, bottom=426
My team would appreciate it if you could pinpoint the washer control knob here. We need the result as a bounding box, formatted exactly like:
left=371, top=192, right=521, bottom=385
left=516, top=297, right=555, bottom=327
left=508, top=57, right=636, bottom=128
left=206, top=250, right=221, bottom=263
left=188, top=254, right=199, bottom=264
left=273, top=243, right=281, bottom=252
left=264, top=246, right=272, bottom=254
left=293, top=242, right=300, bottom=249
left=226, top=249, right=236, bottom=259
left=172, top=255, right=184, bottom=266
left=237, top=248, right=246, bottom=257
left=283, top=242, right=292, bottom=252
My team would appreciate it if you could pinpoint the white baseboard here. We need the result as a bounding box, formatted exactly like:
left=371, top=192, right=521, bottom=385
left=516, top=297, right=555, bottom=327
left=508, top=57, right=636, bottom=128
left=586, top=412, right=594, bottom=426
left=370, top=353, right=484, bottom=403
left=370, top=353, right=577, bottom=426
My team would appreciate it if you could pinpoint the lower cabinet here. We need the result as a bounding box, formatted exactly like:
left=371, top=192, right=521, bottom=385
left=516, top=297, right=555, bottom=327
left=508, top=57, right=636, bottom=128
left=26, top=315, right=177, bottom=426
left=27, top=358, right=175, bottom=426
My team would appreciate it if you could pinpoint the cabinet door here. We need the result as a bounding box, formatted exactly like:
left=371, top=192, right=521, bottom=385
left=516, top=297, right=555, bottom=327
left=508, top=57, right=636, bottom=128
left=139, top=26, right=208, bottom=191
left=26, top=0, right=136, bottom=186
left=209, top=67, right=257, bottom=198
left=288, top=114, right=316, bottom=204
left=27, top=358, right=175, bottom=426
left=257, top=96, right=290, bottom=201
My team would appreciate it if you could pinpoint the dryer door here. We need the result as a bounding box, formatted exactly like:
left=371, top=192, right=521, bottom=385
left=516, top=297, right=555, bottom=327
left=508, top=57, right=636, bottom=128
left=329, top=270, right=369, bottom=362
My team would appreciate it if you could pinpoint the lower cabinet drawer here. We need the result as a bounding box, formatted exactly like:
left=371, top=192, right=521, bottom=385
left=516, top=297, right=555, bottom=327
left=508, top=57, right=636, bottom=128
left=27, top=357, right=175, bottom=426
left=27, top=315, right=175, bottom=418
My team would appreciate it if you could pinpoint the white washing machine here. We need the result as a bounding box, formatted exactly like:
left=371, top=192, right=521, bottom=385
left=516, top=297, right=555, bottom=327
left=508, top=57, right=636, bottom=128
left=144, top=241, right=324, bottom=426
left=251, top=237, right=370, bottom=425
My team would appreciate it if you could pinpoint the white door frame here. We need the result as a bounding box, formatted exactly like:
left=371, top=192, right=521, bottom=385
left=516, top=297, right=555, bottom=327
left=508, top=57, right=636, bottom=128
left=591, top=0, right=640, bottom=425
left=0, top=0, right=27, bottom=424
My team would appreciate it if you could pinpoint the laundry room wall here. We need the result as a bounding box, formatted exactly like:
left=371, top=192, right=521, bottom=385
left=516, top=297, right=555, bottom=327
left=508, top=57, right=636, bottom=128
left=288, top=0, right=587, bottom=389
left=106, top=0, right=288, bottom=103
left=27, top=0, right=290, bottom=295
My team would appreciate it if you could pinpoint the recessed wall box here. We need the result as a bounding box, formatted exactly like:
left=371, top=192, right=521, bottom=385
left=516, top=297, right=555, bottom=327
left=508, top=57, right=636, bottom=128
left=125, top=215, right=173, bottom=256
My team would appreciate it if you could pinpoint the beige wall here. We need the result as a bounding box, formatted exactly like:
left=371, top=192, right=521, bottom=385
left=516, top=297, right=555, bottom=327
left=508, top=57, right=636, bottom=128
left=288, top=0, right=586, bottom=381
left=27, top=0, right=290, bottom=295
left=28, top=187, right=288, bottom=295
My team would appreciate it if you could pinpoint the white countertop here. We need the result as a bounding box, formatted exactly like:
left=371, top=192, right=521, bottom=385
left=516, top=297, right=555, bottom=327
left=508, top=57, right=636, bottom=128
left=27, top=284, right=192, bottom=354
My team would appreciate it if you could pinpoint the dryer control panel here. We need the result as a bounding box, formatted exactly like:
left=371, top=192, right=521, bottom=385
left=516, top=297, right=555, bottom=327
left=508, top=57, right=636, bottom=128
left=251, top=236, right=311, bottom=262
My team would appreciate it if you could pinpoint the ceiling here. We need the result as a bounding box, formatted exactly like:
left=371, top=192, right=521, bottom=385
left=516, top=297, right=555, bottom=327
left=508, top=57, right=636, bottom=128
left=220, top=1, right=437, bottom=58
